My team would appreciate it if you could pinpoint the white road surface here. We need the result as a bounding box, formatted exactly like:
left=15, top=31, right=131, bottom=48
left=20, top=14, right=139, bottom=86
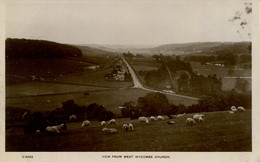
left=121, top=56, right=199, bottom=101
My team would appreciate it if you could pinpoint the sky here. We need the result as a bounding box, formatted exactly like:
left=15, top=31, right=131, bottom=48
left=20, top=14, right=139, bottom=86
left=5, top=0, right=252, bottom=45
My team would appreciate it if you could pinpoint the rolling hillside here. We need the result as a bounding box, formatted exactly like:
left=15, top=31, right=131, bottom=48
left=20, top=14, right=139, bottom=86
left=151, top=42, right=251, bottom=55
left=5, top=38, right=113, bottom=84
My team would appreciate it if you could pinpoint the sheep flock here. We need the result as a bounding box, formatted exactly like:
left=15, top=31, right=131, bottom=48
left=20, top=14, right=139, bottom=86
left=28, top=106, right=247, bottom=136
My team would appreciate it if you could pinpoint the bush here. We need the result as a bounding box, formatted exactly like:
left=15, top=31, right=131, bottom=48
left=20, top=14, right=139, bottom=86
left=137, top=92, right=171, bottom=116
left=24, top=112, right=48, bottom=133
left=85, top=103, right=114, bottom=121
left=120, top=93, right=171, bottom=118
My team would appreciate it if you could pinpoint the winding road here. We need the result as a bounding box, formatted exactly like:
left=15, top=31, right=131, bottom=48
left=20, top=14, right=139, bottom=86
left=121, top=56, right=199, bottom=101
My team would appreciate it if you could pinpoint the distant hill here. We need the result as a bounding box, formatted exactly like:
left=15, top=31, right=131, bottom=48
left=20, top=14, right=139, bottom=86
left=5, top=38, right=108, bottom=84
left=83, top=42, right=251, bottom=55
left=74, top=45, right=114, bottom=56
left=151, top=42, right=251, bottom=55
left=6, top=38, right=83, bottom=59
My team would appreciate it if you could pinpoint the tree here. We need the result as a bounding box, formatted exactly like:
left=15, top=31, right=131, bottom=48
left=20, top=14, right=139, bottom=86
left=136, top=92, right=171, bottom=116
left=235, top=77, right=249, bottom=93
left=121, top=101, right=136, bottom=118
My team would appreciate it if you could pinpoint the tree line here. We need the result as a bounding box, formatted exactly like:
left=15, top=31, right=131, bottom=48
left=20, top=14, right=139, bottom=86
left=184, top=53, right=251, bottom=66
left=120, top=90, right=251, bottom=119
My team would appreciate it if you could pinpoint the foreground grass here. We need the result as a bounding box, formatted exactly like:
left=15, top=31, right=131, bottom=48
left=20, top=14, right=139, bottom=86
left=6, top=110, right=251, bottom=151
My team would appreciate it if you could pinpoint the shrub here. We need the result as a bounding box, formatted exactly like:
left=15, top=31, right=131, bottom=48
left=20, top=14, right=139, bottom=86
left=24, top=112, right=48, bottom=133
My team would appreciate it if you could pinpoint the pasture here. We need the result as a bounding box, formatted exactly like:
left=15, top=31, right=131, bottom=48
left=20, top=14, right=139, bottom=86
left=6, top=88, right=198, bottom=114
left=128, top=57, right=161, bottom=71
left=47, top=67, right=134, bottom=88
left=190, top=62, right=251, bottom=91
left=6, top=110, right=251, bottom=151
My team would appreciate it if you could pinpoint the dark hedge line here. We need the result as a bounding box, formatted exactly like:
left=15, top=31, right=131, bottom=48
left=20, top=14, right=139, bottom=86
left=22, top=100, right=114, bottom=133
left=121, top=90, right=251, bottom=119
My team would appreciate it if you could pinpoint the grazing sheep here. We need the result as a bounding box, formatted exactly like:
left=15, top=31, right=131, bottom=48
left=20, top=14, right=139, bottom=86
left=102, top=127, right=107, bottom=132
left=122, top=124, right=129, bottom=131
left=22, top=111, right=30, bottom=120
left=139, top=117, right=149, bottom=123
left=229, top=111, right=234, bottom=114
left=167, top=121, right=175, bottom=125
left=101, top=121, right=106, bottom=126
left=128, top=123, right=134, bottom=131
left=237, top=106, right=246, bottom=112
left=150, top=116, right=156, bottom=121
left=82, top=120, right=90, bottom=128
left=102, top=127, right=118, bottom=134
left=198, top=116, right=204, bottom=122
left=231, top=106, right=238, bottom=112
left=186, top=118, right=196, bottom=125
left=177, top=113, right=186, bottom=118
left=46, top=126, right=60, bottom=134
left=46, top=123, right=65, bottom=134
left=69, top=114, right=77, bottom=121
left=157, top=115, right=164, bottom=121
left=193, top=114, right=204, bottom=121
left=108, top=119, right=116, bottom=125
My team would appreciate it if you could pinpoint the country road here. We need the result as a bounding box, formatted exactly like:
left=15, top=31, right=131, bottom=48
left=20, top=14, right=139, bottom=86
left=121, top=56, right=199, bottom=101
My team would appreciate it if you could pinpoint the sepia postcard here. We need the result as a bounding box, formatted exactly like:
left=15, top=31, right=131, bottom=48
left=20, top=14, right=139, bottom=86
left=0, top=0, right=260, bottom=161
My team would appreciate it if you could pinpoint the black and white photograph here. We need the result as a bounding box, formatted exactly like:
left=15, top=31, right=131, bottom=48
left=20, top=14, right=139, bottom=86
left=1, top=0, right=260, bottom=161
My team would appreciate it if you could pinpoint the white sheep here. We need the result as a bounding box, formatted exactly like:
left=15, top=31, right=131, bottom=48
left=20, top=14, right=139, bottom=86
left=101, top=121, right=106, bottom=126
left=102, top=127, right=118, bottom=134
left=128, top=123, right=134, bottom=131
left=139, top=116, right=149, bottom=123
left=167, top=121, right=175, bottom=125
left=237, top=106, right=246, bottom=112
left=177, top=113, right=186, bottom=117
left=150, top=116, right=156, bottom=121
left=231, top=106, right=238, bottom=112
left=198, top=116, right=204, bottom=122
left=36, top=130, right=41, bottom=133
left=186, top=118, right=196, bottom=125
left=229, top=111, right=234, bottom=114
left=46, top=123, right=65, bottom=134
left=193, top=114, right=204, bottom=121
left=122, top=124, right=129, bottom=131
left=82, top=120, right=90, bottom=128
left=157, top=115, right=164, bottom=121
left=22, top=111, right=30, bottom=120
left=108, top=119, right=116, bottom=125
left=102, top=127, right=107, bottom=132
left=69, top=114, right=77, bottom=121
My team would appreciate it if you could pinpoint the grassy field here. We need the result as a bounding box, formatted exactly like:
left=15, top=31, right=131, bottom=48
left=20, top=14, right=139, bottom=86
left=190, top=62, right=251, bottom=91
left=48, top=67, right=133, bottom=88
left=6, top=110, right=251, bottom=151
left=133, top=65, right=159, bottom=72
left=6, top=58, right=93, bottom=79
left=128, top=57, right=161, bottom=69
left=6, top=88, right=198, bottom=114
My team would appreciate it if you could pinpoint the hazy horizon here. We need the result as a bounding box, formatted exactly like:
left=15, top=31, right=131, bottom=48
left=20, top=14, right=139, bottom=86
left=6, top=0, right=251, bottom=45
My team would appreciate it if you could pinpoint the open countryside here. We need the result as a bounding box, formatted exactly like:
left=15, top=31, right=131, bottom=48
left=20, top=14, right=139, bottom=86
left=6, top=38, right=251, bottom=151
